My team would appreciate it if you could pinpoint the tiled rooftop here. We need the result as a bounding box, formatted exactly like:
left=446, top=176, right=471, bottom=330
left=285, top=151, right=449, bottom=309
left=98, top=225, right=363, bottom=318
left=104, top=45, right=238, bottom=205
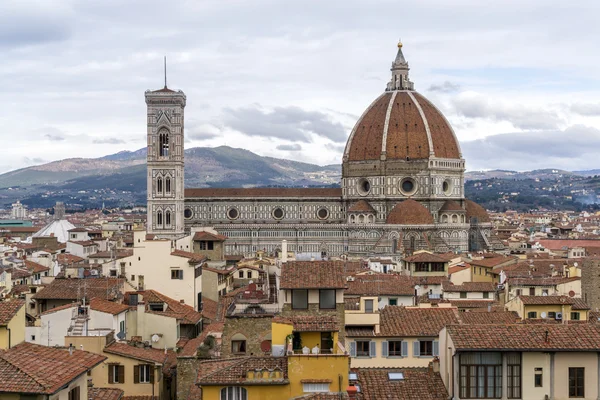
left=196, top=356, right=288, bottom=385
left=280, top=261, right=347, bottom=289
left=0, top=299, right=25, bottom=325
left=0, top=342, right=105, bottom=394
left=351, top=367, right=448, bottom=400
left=448, top=324, right=600, bottom=351
left=379, top=307, right=459, bottom=337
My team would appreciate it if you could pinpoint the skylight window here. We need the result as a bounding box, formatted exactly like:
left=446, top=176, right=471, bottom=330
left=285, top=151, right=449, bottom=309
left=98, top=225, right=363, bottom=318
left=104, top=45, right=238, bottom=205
left=388, top=372, right=404, bottom=381
left=349, top=373, right=358, bottom=380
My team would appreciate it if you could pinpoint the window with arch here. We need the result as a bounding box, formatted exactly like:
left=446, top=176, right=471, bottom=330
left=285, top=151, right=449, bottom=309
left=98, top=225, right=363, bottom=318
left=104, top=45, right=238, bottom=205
left=156, top=211, right=163, bottom=227
left=158, top=130, right=169, bottom=157
left=359, top=215, right=365, bottom=223
left=220, top=387, right=247, bottom=400
left=165, top=210, right=171, bottom=227
left=165, top=177, right=171, bottom=194
left=452, top=214, right=458, bottom=223
left=441, top=214, right=448, bottom=223
left=350, top=215, right=356, bottom=223
left=157, top=177, right=163, bottom=194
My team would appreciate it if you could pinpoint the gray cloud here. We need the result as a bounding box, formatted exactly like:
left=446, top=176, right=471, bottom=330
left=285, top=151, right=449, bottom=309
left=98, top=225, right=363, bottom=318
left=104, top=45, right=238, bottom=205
left=45, top=134, right=65, bottom=141
left=570, top=103, right=600, bottom=116
left=276, top=143, right=302, bottom=151
left=462, top=125, right=600, bottom=171
left=187, top=121, right=221, bottom=141
left=452, top=93, right=563, bottom=130
left=223, top=105, right=347, bottom=143
left=428, top=81, right=461, bottom=93
left=0, top=1, right=72, bottom=48
left=22, top=157, right=47, bottom=165
left=92, top=137, right=126, bottom=144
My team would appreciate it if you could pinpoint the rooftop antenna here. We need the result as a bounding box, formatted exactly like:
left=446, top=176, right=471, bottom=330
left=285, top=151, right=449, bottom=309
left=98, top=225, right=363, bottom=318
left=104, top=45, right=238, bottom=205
left=164, top=56, right=167, bottom=89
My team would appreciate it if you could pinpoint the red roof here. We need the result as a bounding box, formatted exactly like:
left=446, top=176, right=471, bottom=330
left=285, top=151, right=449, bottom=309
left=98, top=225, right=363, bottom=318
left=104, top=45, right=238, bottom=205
left=196, top=357, right=288, bottom=385
left=89, top=297, right=129, bottom=315
left=379, top=307, right=460, bottom=337
left=33, top=278, right=124, bottom=301
left=346, top=274, right=414, bottom=296
left=442, top=281, right=496, bottom=293
left=403, top=252, right=448, bottom=263
left=386, top=200, right=434, bottom=225
left=88, top=388, right=124, bottom=400
left=280, top=261, right=347, bottom=289
left=104, top=341, right=171, bottom=364
left=352, top=367, right=448, bottom=400
left=0, top=299, right=24, bottom=325
left=274, top=315, right=339, bottom=332
left=348, top=200, right=376, bottom=213
left=170, top=250, right=206, bottom=263
left=0, top=342, right=105, bottom=394
left=448, top=324, right=600, bottom=351
left=193, top=231, right=227, bottom=241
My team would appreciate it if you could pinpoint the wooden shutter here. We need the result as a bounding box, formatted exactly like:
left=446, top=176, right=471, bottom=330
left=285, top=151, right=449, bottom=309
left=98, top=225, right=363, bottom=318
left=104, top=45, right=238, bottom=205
left=349, top=341, right=356, bottom=357
left=413, top=341, right=420, bottom=357
left=381, top=341, right=388, bottom=357
left=134, top=365, right=140, bottom=384
left=149, top=365, right=155, bottom=383
left=74, top=386, right=80, bottom=400
left=108, top=365, right=113, bottom=384
left=433, top=340, right=439, bottom=357
left=369, top=341, right=376, bottom=357
left=401, top=341, right=408, bottom=357
left=118, top=365, right=125, bottom=384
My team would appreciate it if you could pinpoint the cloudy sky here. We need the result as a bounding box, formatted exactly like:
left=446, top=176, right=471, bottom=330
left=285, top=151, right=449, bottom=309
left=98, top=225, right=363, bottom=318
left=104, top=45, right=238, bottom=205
left=3, top=0, right=600, bottom=173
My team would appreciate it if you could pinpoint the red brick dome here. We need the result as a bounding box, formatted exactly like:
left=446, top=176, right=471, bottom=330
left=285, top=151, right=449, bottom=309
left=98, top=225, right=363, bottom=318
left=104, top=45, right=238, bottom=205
left=344, top=91, right=461, bottom=162
left=439, top=200, right=464, bottom=212
left=386, top=199, right=434, bottom=225
left=465, top=199, right=491, bottom=223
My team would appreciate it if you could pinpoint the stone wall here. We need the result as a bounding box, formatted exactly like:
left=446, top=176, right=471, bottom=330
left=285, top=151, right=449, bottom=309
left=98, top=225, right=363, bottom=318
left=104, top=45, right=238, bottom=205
left=220, top=315, right=273, bottom=358
left=582, top=257, right=600, bottom=311
left=176, top=357, right=201, bottom=400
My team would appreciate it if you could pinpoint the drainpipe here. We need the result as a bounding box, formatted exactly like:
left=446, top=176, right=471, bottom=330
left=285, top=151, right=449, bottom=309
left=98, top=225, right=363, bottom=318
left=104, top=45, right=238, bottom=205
left=549, top=352, right=555, bottom=400
left=7, top=327, right=11, bottom=348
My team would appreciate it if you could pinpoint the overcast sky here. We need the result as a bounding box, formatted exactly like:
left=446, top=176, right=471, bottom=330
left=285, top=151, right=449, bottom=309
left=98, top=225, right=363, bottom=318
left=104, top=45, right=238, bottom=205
left=3, top=0, right=600, bottom=173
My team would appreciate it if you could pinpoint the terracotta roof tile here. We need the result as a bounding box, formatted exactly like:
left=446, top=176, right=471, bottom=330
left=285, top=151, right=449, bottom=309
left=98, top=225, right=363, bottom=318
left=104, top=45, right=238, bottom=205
left=348, top=200, right=376, bottom=213
left=0, top=342, right=105, bottom=394
left=134, top=290, right=202, bottom=324
left=193, top=231, right=227, bottom=241
left=0, top=299, right=24, bottom=325
left=89, top=297, right=129, bottom=315
left=346, top=274, right=414, bottom=296
left=179, top=322, right=224, bottom=358
left=170, top=250, right=206, bottom=263
left=442, top=281, right=496, bottom=293
left=386, top=200, right=433, bottom=225
left=33, top=278, right=124, bottom=301
left=379, top=306, right=460, bottom=337
left=287, top=315, right=339, bottom=332
left=465, top=199, right=491, bottom=223
left=352, top=367, right=448, bottom=400
left=345, top=326, right=376, bottom=337
left=196, top=356, right=288, bottom=385
left=88, top=387, right=124, bottom=400
left=201, top=298, right=218, bottom=321
left=403, top=252, right=448, bottom=263
left=439, top=200, right=463, bottom=212
left=447, top=299, right=499, bottom=309
left=518, top=295, right=577, bottom=305
left=24, top=260, right=50, bottom=273
left=460, top=310, right=520, bottom=325
left=39, top=302, right=78, bottom=316
left=280, top=261, right=347, bottom=289
left=57, top=253, right=86, bottom=264
left=104, top=342, right=170, bottom=364
left=448, top=324, right=600, bottom=351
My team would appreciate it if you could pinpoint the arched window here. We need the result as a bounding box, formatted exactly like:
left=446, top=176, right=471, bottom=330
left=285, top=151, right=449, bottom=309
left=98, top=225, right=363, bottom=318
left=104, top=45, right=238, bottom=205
left=165, top=210, right=171, bottom=227
left=158, top=131, right=169, bottom=157
left=165, top=177, right=171, bottom=194
left=157, top=177, right=163, bottom=194
left=359, top=215, right=365, bottom=223
left=452, top=214, right=458, bottom=223
left=220, top=387, right=247, bottom=400
left=156, top=211, right=163, bottom=227
left=350, top=215, right=355, bottom=224
left=441, top=214, right=448, bottom=223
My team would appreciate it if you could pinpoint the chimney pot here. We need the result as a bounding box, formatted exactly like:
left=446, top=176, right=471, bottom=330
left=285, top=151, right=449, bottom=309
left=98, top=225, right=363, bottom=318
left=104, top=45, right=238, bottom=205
left=347, top=385, right=358, bottom=399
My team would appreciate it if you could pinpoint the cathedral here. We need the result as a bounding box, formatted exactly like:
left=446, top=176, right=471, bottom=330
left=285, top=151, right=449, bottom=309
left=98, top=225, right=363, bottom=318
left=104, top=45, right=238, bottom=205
left=145, top=42, right=501, bottom=258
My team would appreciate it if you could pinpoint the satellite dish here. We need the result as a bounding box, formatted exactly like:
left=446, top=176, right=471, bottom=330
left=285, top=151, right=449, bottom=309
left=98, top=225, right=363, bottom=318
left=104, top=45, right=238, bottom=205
left=151, top=334, right=160, bottom=343
left=116, top=331, right=126, bottom=340
left=540, top=312, right=547, bottom=319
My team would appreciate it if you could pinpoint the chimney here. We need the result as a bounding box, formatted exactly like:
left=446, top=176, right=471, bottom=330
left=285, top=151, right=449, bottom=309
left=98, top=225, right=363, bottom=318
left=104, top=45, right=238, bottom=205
left=68, top=343, right=74, bottom=356
left=347, top=385, right=358, bottom=399
left=487, top=303, right=492, bottom=312
left=432, top=356, right=440, bottom=373
left=281, top=240, right=288, bottom=263
left=180, top=299, right=185, bottom=304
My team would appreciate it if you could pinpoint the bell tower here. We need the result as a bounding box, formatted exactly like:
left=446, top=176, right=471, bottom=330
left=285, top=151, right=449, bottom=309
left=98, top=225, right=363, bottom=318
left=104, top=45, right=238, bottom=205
left=145, top=74, right=186, bottom=238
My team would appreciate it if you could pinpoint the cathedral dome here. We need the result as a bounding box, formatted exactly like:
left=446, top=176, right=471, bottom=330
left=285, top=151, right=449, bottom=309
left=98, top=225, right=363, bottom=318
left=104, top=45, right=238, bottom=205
left=465, top=199, right=491, bottom=223
left=343, top=43, right=461, bottom=162
left=386, top=199, right=434, bottom=225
